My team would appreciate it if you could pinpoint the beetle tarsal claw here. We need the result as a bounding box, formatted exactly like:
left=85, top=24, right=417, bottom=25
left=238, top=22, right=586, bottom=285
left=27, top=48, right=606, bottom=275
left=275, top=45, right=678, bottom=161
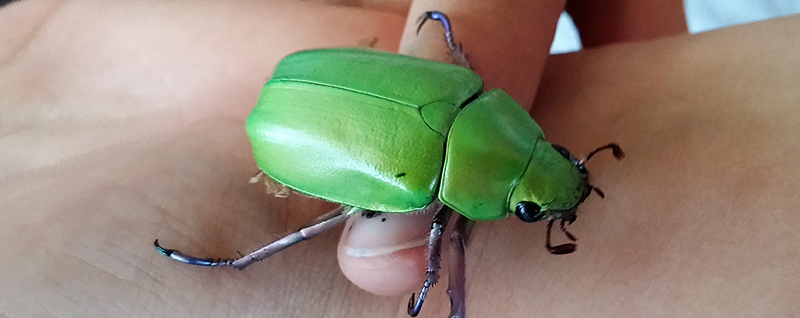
left=414, top=11, right=471, bottom=68
left=407, top=291, right=426, bottom=317
left=407, top=293, right=421, bottom=316
left=415, top=12, right=432, bottom=35
left=153, top=239, right=174, bottom=256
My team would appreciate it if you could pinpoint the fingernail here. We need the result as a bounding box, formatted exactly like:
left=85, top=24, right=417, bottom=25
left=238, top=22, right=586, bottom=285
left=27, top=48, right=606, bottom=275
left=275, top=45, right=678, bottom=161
left=342, top=209, right=435, bottom=258
left=337, top=205, right=440, bottom=296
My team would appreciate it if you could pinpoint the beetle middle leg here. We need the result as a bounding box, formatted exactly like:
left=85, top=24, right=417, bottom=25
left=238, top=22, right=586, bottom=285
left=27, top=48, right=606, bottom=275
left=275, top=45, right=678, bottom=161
left=416, top=11, right=470, bottom=68
left=154, top=205, right=361, bottom=269
left=407, top=205, right=454, bottom=316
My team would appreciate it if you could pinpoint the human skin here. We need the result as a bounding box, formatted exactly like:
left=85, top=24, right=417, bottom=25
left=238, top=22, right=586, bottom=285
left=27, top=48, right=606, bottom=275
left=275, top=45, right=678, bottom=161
left=3, top=1, right=799, bottom=318
left=339, top=0, right=686, bottom=296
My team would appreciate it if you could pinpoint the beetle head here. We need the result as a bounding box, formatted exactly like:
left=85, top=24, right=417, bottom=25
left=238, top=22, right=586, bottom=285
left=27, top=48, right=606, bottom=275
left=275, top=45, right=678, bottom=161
left=514, top=143, right=624, bottom=255
left=551, top=143, right=623, bottom=204
left=514, top=201, right=578, bottom=225
left=516, top=200, right=580, bottom=254
left=513, top=144, right=591, bottom=225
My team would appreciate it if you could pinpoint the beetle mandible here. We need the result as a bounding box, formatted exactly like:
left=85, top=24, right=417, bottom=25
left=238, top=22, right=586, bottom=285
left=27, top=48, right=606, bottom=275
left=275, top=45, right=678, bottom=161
left=154, top=11, right=624, bottom=317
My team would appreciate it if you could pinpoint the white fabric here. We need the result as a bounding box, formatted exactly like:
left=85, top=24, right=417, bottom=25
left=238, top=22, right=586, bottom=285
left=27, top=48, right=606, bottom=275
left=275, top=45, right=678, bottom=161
left=550, top=0, right=800, bottom=54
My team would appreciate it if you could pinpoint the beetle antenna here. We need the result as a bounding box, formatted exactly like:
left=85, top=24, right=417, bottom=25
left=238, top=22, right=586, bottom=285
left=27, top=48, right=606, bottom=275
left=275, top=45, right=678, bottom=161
left=587, top=184, right=605, bottom=199
left=546, top=220, right=577, bottom=255
left=154, top=205, right=356, bottom=269
left=585, top=143, right=625, bottom=162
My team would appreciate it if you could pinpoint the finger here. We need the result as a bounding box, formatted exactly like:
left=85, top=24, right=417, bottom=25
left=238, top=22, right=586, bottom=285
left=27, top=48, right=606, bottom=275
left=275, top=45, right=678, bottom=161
left=399, top=0, right=566, bottom=109
left=337, top=209, right=437, bottom=295
left=336, top=0, right=563, bottom=297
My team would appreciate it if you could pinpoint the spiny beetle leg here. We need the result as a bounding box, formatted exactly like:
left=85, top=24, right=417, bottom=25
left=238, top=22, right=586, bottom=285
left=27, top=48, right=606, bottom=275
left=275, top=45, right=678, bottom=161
left=231, top=205, right=358, bottom=269
left=154, top=239, right=236, bottom=267
left=590, top=185, right=605, bottom=199
left=416, top=11, right=470, bottom=68
left=154, top=205, right=359, bottom=269
left=416, top=11, right=454, bottom=49
left=407, top=205, right=453, bottom=317
left=446, top=215, right=472, bottom=318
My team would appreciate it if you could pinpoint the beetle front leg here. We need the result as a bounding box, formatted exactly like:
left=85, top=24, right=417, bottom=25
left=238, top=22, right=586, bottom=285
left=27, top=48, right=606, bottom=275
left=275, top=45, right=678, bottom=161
left=407, top=205, right=453, bottom=317
left=416, top=11, right=470, bottom=68
left=155, top=205, right=361, bottom=269
left=545, top=219, right=577, bottom=255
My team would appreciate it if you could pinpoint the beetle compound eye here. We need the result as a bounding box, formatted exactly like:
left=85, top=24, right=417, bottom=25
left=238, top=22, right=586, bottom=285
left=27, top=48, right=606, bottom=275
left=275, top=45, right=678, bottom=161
left=515, top=201, right=544, bottom=223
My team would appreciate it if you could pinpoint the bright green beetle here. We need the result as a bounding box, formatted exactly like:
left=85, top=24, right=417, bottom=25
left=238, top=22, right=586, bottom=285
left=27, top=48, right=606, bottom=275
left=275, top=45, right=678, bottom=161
left=155, top=11, right=623, bottom=318
left=248, top=47, right=609, bottom=221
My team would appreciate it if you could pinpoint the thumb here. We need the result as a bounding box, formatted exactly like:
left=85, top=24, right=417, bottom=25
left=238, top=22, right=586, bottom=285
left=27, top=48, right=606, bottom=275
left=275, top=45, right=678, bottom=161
left=337, top=207, right=436, bottom=295
left=334, top=6, right=460, bottom=296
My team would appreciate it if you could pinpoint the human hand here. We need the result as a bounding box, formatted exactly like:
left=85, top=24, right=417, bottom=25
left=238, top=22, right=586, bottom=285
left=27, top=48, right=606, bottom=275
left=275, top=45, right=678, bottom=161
left=1, top=1, right=409, bottom=316
left=1, top=0, right=719, bottom=317
left=336, top=0, right=686, bottom=302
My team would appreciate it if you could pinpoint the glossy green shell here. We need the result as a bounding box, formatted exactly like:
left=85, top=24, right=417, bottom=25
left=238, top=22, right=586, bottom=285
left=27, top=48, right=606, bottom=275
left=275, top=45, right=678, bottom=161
left=438, top=89, right=543, bottom=220
left=247, top=48, right=586, bottom=220
left=246, top=48, right=483, bottom=212
left=508, top=143, right=587, bottom=214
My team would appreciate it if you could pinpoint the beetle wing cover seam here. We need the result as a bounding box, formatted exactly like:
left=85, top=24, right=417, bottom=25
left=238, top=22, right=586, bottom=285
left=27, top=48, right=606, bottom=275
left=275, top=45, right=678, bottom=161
left=247, top=48, right=487, bottom=212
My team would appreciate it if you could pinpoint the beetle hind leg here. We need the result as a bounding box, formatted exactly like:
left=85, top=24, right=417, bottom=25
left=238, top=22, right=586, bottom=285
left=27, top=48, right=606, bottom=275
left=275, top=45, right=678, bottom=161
left=416, top=11, right=471, bottom=68
left=154, top=239, right=236, bottom=267
left=154, top=205, right=359, bottom=270
left=407, top=205, right=453, bottom=316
